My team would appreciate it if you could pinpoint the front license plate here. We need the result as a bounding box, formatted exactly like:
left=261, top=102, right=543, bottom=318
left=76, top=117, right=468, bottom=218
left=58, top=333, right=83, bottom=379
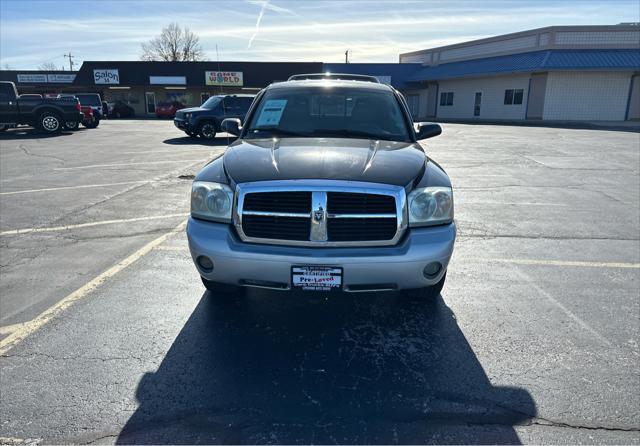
left=292, top=266, right=343, bottom=292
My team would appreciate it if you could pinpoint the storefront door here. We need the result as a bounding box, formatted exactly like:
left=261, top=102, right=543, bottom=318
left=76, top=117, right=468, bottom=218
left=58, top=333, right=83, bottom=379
left=145, top=92, right=156, bottom=114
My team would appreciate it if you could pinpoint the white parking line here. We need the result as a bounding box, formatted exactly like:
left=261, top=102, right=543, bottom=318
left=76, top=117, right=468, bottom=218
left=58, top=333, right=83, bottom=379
left=0, top=221, right=186, bottom=356
left=0, top=213, right=189, bottom=236
left=462, top=257, right=640, bottom=269
left=0, top=180, right=155, bottom=195
left=511, top=268, right=613, bottom=347
left=53, top=160, right=205, bottom=171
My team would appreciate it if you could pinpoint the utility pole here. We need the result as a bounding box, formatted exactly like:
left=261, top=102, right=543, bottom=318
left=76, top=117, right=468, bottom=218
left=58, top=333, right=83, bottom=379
left=63, top=52, right=75, bottom=71
left=345, top=49, right=349, bottom=64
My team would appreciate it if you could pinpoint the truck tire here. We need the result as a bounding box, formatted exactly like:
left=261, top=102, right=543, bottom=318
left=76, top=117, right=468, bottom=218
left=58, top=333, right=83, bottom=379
left=64, top=121, right=79, bottom=131
left=402, top=272, right=446, bottom=300
left=201, top=277, right=244, bottom=296
left=37, top=112, right=62, bottom=134
left=198, top=121, right=217, bottom=140
left=86, top=118, right=100, bottom=129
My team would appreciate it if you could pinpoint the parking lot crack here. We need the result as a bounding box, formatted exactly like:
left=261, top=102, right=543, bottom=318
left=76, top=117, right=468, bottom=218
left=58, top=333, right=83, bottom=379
left=19, top=144, right=66, bottom=165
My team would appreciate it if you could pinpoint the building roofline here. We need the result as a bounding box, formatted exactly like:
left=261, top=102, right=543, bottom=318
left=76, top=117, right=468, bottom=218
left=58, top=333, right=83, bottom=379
left=399, top=24, right=640, bottom=58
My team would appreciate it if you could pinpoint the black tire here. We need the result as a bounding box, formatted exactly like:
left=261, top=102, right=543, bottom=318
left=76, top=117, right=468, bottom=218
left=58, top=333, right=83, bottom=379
left=201, top=277, right=244, bottom=296
left=86, top=118, right=100, bottom=129
left=198, top=121, right=217, bottom=139
left=37, top=112, right=62, bottom=134
left=403, top=272, right=447, bottom=300
left=64, top=121, right=79, bottom=131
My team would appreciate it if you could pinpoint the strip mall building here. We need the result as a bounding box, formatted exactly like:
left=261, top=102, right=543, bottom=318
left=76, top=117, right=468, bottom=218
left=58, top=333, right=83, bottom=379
left=1, top=24, right=638, bottom=122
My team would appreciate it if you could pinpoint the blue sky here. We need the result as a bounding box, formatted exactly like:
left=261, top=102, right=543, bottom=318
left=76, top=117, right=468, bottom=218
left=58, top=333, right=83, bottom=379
left=1, top=0, right=637, bottom=69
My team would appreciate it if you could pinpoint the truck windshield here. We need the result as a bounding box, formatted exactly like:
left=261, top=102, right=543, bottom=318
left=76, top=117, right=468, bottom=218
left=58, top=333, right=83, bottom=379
left=201, top=96, right=222, bottom=109
left=244, top=86, right=412, bottom=142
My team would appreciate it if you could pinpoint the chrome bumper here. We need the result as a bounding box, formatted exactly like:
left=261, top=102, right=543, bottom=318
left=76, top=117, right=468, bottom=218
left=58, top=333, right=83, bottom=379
left=187, top=217, right=456, bottom=291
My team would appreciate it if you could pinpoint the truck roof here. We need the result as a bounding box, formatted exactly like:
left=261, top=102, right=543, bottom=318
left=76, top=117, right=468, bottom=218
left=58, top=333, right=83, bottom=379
left=268, top=79, right=393, bottom=92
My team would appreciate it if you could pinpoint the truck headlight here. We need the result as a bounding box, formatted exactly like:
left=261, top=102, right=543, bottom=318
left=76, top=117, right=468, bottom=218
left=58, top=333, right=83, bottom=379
left=191, top=181, right=234, bottom=223
left=184, top=112, right=192, bottom=119
left=407, top=186, right=453, bottom=227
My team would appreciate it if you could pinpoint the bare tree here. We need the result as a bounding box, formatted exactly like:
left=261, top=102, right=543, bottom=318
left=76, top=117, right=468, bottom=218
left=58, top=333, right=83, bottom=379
left=38, top=62, right=62, bottom=71
left=140, top=23, right=205, bottom=61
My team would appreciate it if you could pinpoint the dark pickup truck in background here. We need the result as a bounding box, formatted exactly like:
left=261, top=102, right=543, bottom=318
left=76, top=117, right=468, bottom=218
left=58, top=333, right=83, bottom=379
left=0, top=81, right=83, bottom=134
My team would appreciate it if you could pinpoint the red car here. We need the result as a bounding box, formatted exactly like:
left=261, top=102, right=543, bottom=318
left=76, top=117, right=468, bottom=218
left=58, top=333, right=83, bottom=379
left=64, top=106, right=96, bottom=130
left=81, top=106, right=99, bottom=128
left=155, top=101, right=185, bottom=119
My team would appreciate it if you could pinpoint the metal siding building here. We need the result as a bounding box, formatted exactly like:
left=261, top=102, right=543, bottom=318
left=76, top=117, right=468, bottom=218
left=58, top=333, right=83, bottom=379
left=400, top=25, right=640, bottom=122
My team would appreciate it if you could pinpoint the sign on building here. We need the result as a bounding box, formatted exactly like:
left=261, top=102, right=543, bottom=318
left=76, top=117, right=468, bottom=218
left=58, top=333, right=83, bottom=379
left=94, top=69, right=120, bottom=84
left=149, top=76, right=186, bottom=85
left=47, top=74, right=76, bottom=83
left=205, top=71, right=243, bottom=86
left=17, top=74, right=47, bottom=83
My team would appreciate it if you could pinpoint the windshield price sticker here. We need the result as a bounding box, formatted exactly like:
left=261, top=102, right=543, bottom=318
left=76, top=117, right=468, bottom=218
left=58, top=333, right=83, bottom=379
left=292, top=266, right=343, bottom=292
left=256, top=99, right=288, bottom=127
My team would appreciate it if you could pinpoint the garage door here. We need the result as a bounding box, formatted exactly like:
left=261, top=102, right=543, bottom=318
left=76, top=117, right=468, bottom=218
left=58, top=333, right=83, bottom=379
left=543, top=72, right=632, bottom=121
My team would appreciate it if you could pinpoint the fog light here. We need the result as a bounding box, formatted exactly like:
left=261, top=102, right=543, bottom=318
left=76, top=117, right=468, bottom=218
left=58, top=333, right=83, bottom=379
left=197, top=255, right=214, bottom=272
left=423, top=262, right=442, bottom=278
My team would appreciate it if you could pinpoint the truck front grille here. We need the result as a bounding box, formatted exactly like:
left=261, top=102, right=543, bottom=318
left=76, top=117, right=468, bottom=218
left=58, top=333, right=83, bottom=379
left=235, top=181, right=407, bottom=247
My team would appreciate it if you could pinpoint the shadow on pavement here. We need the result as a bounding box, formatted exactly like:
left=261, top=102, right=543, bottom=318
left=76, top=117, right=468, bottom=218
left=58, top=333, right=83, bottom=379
left=117, top=290, right=536, bottom=444
left=163, top=136, right=235, bottom=147
left=0, top=127, right=75, bottom=139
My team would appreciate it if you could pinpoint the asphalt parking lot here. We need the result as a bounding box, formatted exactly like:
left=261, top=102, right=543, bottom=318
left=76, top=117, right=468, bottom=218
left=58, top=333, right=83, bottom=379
left=0, top=120, right=638, bottom=444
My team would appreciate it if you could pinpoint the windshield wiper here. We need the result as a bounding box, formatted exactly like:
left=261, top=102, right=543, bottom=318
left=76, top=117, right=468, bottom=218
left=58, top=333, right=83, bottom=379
left=247, top=128, right=308, bottom=137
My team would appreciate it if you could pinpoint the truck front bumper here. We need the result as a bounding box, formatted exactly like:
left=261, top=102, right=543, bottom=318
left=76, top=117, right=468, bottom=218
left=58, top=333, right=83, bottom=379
left=187, top=217, right=456, bottom=292
left=174, top=118, right=192, bottom=131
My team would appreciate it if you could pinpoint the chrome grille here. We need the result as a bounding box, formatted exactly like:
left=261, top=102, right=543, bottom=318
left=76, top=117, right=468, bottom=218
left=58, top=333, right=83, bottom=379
left=235, top=180, right=407, bottom=247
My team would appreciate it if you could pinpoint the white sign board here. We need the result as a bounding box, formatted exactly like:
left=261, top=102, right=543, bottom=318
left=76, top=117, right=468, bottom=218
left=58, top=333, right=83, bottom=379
left=17, top=74, right=47, bottom=83
left=149, top=76, right=186, bottom=85
left=205, top=71, right=243, bottom=86
left=47, top=74, right=76, bottom=83
left=94, top=69, right=120, bottom=85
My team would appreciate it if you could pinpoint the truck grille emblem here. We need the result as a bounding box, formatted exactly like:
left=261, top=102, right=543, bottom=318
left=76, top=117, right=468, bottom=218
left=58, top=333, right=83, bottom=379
left=313, top=207, right=324, bottom=222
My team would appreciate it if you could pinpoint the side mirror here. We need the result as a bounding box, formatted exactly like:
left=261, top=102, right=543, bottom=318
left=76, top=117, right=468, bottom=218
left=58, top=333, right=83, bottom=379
left=220, top=118, right=242, bottom=136
left=415, top=122, right=442, bottom=140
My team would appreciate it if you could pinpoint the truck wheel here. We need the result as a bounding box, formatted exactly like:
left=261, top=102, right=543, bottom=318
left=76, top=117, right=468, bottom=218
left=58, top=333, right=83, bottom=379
left=64, top=121, right=79, bottom=131
left=198, top=121, right=217, bottom=139
left=201, top=277, right=244, bottom=296
left=86, top=118, right=99, bottom=129
left=403, top=272, right=446, bottom=300
left=38, top=112, right=62, bottom=134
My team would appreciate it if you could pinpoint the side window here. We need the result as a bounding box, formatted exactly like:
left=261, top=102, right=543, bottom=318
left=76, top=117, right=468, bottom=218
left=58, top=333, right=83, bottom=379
left=240, top=97, right=254, bottom=111
left=0, top=83, right=13, bottom=101
left=439, top=92, right=454, bottom=106
left=222, top=97, right=239, bottom=114
left=504, top=89, right=524, bottom=105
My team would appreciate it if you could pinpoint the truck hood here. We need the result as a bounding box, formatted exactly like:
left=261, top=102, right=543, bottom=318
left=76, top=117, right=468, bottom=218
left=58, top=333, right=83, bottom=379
left=175, top=107, right=203, bottom=116
left=223, top=137, right=426, bottom=187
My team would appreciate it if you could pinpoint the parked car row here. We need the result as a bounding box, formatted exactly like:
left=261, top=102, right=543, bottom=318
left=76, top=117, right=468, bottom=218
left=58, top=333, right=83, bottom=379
left=0, top=81, right=83, bottom=134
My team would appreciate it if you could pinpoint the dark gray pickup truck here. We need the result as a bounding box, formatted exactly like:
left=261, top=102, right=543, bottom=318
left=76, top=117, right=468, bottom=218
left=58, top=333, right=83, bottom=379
left=187, top=74, right=456, bottom=300
left=0, top=81, right=83, bottom=134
